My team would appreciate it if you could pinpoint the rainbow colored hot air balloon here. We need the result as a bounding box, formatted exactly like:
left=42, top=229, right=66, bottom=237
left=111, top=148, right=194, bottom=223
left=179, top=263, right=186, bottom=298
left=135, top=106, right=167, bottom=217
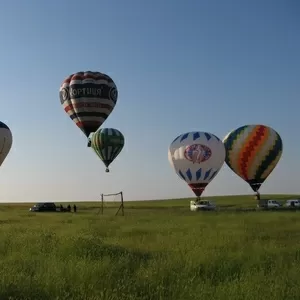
left=59, top=71, right=118, bottom=144
left=223, top=124, right=283, bottom=195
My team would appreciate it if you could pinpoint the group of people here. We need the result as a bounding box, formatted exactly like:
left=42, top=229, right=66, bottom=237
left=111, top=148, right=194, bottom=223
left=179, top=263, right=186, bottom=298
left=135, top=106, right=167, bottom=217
left=59, top=204, right=77, bottom=212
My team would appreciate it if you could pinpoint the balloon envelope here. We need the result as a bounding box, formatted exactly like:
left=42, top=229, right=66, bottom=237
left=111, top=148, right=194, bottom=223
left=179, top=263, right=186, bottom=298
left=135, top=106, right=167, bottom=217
left=90, top=128, right=124, bottom=172
left=0, top=121, right=12, bottom=166
left=168, top=131, right=225, bottom=197
left=59, top=71, right=118, bottom=137
left=223, top=124, right=283, bottom=192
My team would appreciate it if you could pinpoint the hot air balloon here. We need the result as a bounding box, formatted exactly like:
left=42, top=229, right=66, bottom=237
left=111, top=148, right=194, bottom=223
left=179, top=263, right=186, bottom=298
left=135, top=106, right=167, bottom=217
left=59, top=71, right=118, bottom=146
left=0, top=121, right=12, bottom=166
left=223, top=124, right=283, bottom=199
left=90, top=128, right=124, bottom=172
left=168, top=131, right=225, bottom=199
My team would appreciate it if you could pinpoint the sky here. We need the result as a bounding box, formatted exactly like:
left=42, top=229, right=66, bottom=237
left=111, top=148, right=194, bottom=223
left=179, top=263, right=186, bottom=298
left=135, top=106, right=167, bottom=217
left=0, top=0, right=299, bottom=202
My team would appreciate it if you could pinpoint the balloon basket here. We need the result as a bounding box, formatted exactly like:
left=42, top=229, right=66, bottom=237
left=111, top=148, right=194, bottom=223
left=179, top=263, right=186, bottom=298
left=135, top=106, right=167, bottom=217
left=105, top=168, right=110, bottom=173
left=254, top=192, right=261, bottom=201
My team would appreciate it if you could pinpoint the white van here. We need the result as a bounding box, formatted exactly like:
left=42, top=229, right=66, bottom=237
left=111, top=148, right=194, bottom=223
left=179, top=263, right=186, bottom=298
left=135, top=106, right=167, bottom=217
left=190, top=200, right=216, bottom=211
left=257, top=199, right=281, bottom=209
left=286, top=199, right=300, bottom=208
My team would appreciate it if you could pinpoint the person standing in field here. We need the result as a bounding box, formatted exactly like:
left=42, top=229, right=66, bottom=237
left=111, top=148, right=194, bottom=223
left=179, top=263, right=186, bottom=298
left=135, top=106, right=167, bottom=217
left=73, top=204, right=77, bottom=213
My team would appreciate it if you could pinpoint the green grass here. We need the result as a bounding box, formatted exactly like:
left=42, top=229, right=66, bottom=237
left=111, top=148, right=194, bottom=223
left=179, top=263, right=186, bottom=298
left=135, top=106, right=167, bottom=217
left=1, top=194, right=300, bottom=300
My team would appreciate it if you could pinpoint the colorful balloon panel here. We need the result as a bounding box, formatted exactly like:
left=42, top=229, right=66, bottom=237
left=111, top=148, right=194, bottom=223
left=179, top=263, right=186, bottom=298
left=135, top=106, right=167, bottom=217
left=223, top=124, right=283, bottom=192
left=59, top=71, right=118, bottom=137
left=168, top=131, right=225, bottom=197
left=90, top=128, right=124, bottom=172
left=0, top=121, right=12, bottom=167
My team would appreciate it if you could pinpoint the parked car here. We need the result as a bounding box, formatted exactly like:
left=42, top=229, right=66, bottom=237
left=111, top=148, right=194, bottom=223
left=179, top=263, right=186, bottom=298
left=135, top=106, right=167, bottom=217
left=190, top=200, right=216, bottom=211
left=29, top=202, right=57, bottom=212
left=257, top=199, right=281, bottom=209
left=285, top=199, right=300, bottom=208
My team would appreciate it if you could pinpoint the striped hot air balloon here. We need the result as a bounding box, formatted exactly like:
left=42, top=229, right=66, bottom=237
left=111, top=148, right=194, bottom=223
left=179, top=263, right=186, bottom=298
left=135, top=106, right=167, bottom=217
left=90, top=128, right=125, bottom=172
left=223, top=124, right=283, bottom=194
left=0, top=121, right=12, bottom=167
left=59, top=71, right=118, bottom=143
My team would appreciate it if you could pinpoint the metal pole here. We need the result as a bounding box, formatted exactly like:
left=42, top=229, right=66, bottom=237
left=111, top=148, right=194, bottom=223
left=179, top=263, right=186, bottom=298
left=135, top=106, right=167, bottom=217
left=121, top=192, right=124, bottom=216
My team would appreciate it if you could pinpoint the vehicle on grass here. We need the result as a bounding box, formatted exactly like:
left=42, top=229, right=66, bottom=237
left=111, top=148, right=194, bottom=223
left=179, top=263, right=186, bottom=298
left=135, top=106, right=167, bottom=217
left=257, top=199, right=281, bottom=209
left=29, top=202, right=57, bottom=212
left=190, top=200, right=216, bottom=211
left=285, top=199, right=300, bottom=208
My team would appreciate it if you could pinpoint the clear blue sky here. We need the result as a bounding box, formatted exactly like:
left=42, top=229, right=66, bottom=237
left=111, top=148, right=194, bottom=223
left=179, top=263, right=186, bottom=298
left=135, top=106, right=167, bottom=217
left=0, top=0, right=299, bottom=202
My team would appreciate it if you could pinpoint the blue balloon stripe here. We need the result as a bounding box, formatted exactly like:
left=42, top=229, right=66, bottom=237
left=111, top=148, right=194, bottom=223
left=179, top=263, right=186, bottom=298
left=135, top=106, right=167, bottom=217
left=196, top=168, right=202, bottom=180
left=186, top=169, right=192, bottom=181
left=205, top=133, right=211, bottom=141
left=193, top=132, right=200, bottom=140
left=213, top=134, right=220, bottom=142
left=171, top=135, right=181, bottom=144
left=180, top=133, right=189, bottom=142
left=178, top=170, right=186, bottom=181
left=172, top=131, right=222, bottom=144
left=178, top=168, right=221, bottom=183
left=203, top=169, right=212, bottom=180
left=209, top=169, right=218, bottom=181
left=0, top=121, right=9, bottom=130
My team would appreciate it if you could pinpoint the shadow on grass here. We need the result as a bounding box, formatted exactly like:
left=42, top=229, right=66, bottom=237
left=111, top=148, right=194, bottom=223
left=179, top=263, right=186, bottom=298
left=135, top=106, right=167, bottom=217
left=0, top=239, right=154, bottom=300
left=189, top=257, right=244, bottom=283
left=74, top=236, right=152, bottom=263
left=0, top=219, right=21, bottom=225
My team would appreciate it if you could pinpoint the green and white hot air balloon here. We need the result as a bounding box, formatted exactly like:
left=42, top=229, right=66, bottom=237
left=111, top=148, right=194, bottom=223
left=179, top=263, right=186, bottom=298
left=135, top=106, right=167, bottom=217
left=90, top=128, right=125, bottom=172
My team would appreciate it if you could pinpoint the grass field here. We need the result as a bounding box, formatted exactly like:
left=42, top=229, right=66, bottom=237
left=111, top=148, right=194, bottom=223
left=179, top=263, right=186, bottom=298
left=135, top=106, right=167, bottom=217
left=1, top=194, right=300, bottom=300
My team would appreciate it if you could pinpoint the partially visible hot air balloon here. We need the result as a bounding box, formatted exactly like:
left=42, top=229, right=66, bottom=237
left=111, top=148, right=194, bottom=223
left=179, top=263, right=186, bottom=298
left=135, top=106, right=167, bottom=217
left=0, top=121, right=12, bottom=166
left=90, top=128, right=124, bottom=172
left=223, top=124, right=283, bottom=198
left=168, top=131, right=225, bottom=198
left=59, top=71, right=118, bottom=146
